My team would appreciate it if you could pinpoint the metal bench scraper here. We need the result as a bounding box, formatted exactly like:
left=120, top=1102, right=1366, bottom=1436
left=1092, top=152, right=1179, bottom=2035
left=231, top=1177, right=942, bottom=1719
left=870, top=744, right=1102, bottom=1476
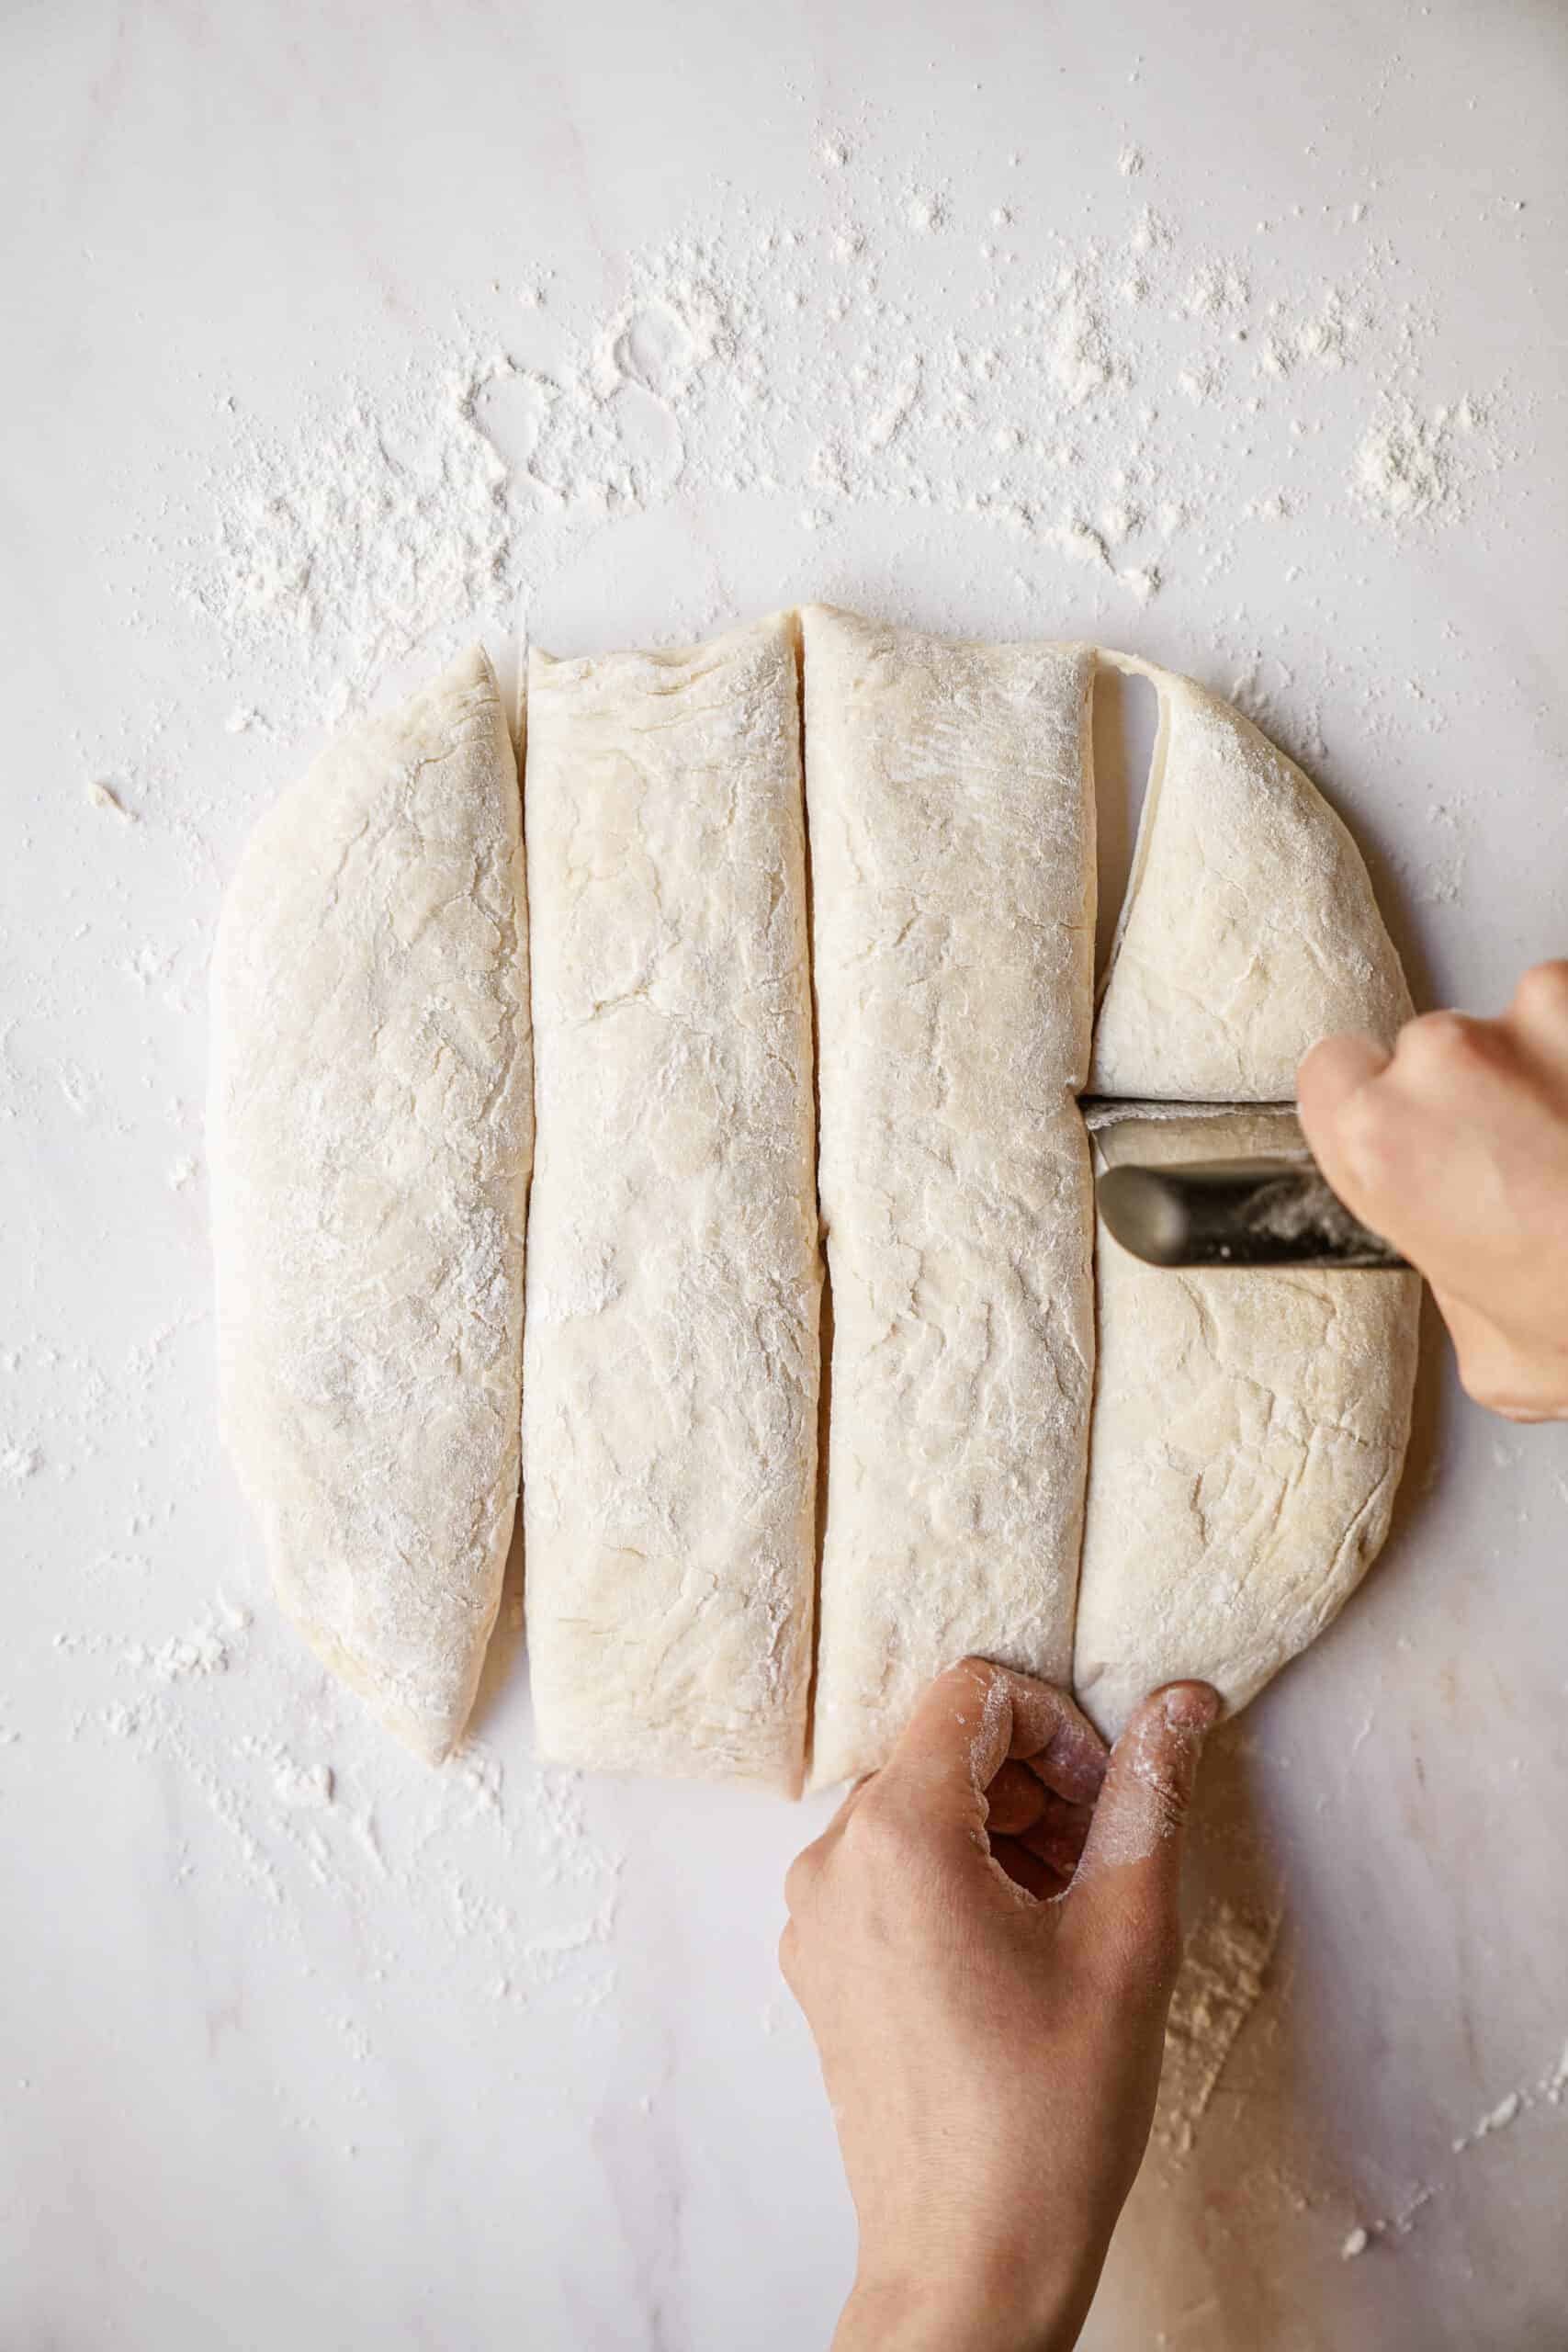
left=1094, top=1149, right=1409, bottom=1271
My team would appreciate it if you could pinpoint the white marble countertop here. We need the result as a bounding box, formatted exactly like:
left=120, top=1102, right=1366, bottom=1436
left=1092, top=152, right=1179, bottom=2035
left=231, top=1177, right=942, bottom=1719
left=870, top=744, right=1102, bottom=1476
left=5, top=2, right=1566, bottom=2344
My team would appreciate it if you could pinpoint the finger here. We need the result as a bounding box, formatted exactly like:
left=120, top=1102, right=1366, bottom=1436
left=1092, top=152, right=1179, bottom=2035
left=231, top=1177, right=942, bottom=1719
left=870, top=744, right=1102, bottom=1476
left=783, top=1764, right=880, bottom=1904
left=990, top=1835, right=1067, bottom=1902
left=1015, top=1795, right=1097, bottom=1881
left=986, top=1758, right=1053, bottom=1837
left=872, top=1657, right=1109, bottom=1850
left=1066, top=1683, right=1218, bottom=1970
left=825, top=1770, right=877, bottom=1833
left=1298, top=1031, right=1397, bottom=1228
left=1297, top=1029, right=1391, bottom=1119
left=1508, top=960, right=1568, bottom=1066
left=1297, top=1029, right=1388, bottom=1161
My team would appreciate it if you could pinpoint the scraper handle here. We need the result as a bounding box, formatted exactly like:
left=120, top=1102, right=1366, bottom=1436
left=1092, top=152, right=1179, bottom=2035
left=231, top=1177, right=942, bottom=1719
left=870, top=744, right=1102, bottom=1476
left=1097, top=1156, right=1411, bottom=1271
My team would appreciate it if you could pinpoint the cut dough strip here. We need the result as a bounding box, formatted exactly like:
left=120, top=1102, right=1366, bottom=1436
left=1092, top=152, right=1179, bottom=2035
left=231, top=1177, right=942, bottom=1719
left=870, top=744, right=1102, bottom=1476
left=522, top=613, right=820, bottom=1791
left=1090, top=656, right=1412, bottom=1100
left=210, top=648, right=531, bottom=1762
left=803, top=606, right=1099, bottom=1789
left=1072, top=1111, right=1420, bottom=1742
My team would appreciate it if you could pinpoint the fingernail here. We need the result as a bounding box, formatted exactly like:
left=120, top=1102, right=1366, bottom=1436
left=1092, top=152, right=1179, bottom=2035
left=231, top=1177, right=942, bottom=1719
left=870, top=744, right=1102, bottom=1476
left=1163, top=1683, right=1221, bottom=1735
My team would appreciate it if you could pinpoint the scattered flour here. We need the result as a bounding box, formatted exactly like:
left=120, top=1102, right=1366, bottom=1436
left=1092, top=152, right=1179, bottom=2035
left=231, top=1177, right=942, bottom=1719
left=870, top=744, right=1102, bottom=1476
left=1337, top=2032, right=1568, bottom=2260
left=1338, top=2187, right=1434, bottom=2262
left=51, top=1600, right=253, bottom=1684
left=237, top=1732, right=337, bottom=1809
left=68, top=1601, right=623, bottom=2017
left=1355, top=395, right=1490, bottom=523
left=273, top=1758, right=334, bottom=1809
left=125, top=1620, right=236, bottom=1683
left=1451, top=2087, right=1523, bottom=2154
left=80, top=125, right=1510, bottom=781
left=1154, top=1901, right=1282, bottom=2159
left=2, top=1440, right=42, bottom=1486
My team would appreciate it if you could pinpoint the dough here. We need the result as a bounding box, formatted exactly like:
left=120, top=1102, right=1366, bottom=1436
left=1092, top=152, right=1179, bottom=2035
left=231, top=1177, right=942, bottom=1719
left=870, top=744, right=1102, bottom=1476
left=210, top=647, right=531, bottom=1762
left=802, top=606, right=1098, bottom=1789
left=211, top=612, right=1418, bottom=1785
left=1090, top=656, right=1412, bottom=1099
left=1072, top=1111, right=1420, bottom=1741
left=522, top=613, right=820, bottom=1791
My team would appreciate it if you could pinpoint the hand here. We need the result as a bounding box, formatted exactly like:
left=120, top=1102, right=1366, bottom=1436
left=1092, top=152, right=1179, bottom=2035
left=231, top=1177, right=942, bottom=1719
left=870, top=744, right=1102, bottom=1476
left=782, top=1658, right=1219, bottom=2352
left=1299, top=962, right=1568, bottom=1420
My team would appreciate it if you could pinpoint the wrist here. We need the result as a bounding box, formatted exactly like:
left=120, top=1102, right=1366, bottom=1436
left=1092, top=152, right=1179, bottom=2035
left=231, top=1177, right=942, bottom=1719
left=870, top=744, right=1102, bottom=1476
left=833, top=2251, right=1088, bottom=2352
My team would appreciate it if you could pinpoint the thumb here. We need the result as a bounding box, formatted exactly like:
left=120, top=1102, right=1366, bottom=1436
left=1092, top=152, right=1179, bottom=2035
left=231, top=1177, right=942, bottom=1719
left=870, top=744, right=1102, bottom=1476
left=1065, top=1683, right=1219, bottom=1981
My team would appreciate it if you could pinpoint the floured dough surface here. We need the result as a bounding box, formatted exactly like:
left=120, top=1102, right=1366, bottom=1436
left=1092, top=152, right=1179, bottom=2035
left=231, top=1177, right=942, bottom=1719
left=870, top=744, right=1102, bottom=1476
left=1090, top=659, right=1412, bottom=1099
left=1072, top=1111, right=1420, bottom=1741
left=211, top=610, right=1420, bottom=1784
left=210, top=647, right=531, bottom=1762
left=522, top=613, right=820, bottom=1791
left=803, top=606, right=1098, bottom=1789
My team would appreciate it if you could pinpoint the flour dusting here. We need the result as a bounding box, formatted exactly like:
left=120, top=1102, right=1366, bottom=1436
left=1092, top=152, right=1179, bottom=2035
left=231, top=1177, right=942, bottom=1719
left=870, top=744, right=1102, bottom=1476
left=69, top=1601, right=623, bottom=2015
left=86, top=124, right=1513, bottom=798
left=2, top=1440, right=42, bottom=1487
left=1355, top=395, right=1491, bottom=522
left=1154, top=1900, right=1281, bottom=2159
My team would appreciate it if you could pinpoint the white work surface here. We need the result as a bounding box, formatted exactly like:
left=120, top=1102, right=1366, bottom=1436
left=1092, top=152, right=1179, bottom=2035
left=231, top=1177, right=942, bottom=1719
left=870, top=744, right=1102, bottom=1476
left=5, top=3, right=1567, bottom=2345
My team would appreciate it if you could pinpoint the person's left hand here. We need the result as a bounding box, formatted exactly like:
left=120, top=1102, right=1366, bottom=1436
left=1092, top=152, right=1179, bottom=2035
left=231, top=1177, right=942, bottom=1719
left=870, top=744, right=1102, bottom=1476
left=783, top=1658, right=1218, bottom=2352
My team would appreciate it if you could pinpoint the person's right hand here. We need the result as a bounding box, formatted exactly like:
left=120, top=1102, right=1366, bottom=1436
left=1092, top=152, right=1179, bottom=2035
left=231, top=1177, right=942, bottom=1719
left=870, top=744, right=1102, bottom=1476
left=1298, top=961, right=1568, bottom=1421
left=783, top=1659, right=1218, bottom=2352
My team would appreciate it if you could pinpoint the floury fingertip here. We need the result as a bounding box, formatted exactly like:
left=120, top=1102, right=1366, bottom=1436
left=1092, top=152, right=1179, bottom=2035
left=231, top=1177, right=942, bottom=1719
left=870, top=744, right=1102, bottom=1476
left=1160, top=1685, right=1221, bottom=1735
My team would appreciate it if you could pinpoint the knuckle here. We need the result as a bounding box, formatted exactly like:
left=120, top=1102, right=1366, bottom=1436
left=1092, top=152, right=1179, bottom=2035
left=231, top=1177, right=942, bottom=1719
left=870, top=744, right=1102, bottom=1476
left=1332, top=1082, right=1397, bottom=1177
left=1514, top=960, right=1568, bottom=1022
left=953, top=1652, right=1001, bottom=1689
left=942, top=1654, right=1004, bottom=1710
left=840, top=1788, right=928, bottom=1878
left=1398, top=1008, right=1490, bottom=1075
left=1124, top=1758, right=1194, bottom=1852
left=1149, top=1770, right=1191, bottom=1838
left=782, top=1844, right=821, bottom=1915
left=840, top=1785, right=898, bottom=1854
